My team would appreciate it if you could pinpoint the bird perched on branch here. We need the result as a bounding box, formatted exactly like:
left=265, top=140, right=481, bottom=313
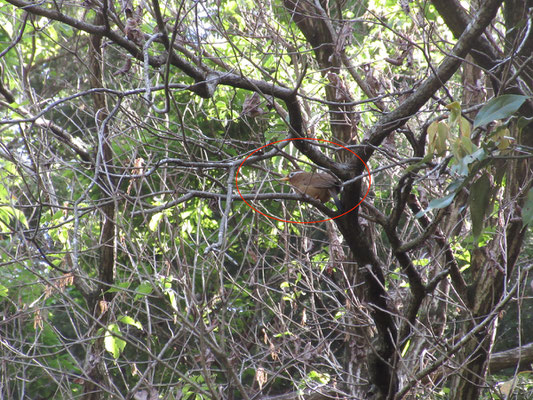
left=280, top=170, right=342, bottom=209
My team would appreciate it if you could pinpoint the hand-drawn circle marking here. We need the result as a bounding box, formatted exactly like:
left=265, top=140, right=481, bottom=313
left=236, top=138, right=372, bottom=224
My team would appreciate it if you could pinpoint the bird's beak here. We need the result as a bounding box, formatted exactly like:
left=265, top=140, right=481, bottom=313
left=279, top=176, right=290, bottom=181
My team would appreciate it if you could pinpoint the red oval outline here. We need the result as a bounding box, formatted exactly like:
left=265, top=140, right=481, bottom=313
left=236, top=138, right=372, bottom=224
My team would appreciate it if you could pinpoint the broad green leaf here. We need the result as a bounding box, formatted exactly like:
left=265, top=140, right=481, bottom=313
left=415, top=191, right=456, bottom=218
left=469, top=173, right=492, bottom=243
left=104, top=323, right=126, bottom=359
left=427, top=192, right=456, bottom=210
left=522, top=187, right=533, bottom=227
left=263, top=54, right=275, bottom=69
left=436, top=122, right=449, bottom=156
left=446, top=178, right=466, bottom=193
left=6, top=99, right=29, bottom=109
left=0, top=284, right=8, bottom=297
left=2, top=19, right=13, bottom=36
left=459, top=135, right=474, bottom=156
left=158, top=276, right=173, bottom=290
left=57, top=226, right=70, bottom=244
left=450, top=135, right=473, bottom=159
left=48, top=25, right=58, bottom=42
left=427, top=121, right=438, bottom=155
left=134, top=282, right=153, bottom=301
left=427, top=121, right=448, bottom=156
left=473, top=94, right=530, bottom=128
left=159, top=277, right=178, bottom=311
left=0, top=183, right=7, bottom=200
left=459, top=116, right=471, bottom=138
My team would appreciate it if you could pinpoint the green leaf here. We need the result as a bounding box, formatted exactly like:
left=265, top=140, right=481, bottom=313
left=469, top=173, right=492, bottom=243
left=446, top=178, right=465, bottom=193
left=149, top=212, right=164, bottom=231
left=118, top=315, right=143, bottom=330
left=427, top=192, right=456, bottom=209
left=427, top=120, right=449, bottom=156
left=158, top=276, right=173, bottom=290
left=446, top=101, right=462, bottom=125
left=517, top=116, right=533, bottom=130
left=0, top=207, right=11, bottom=228
left=459, top=135, right=474, bottom=155
left=415, top=191, right=456, bottom=218
left=522, top=187, right=533, bottom=227
left=307, top=370, right=330, bottom=384
left=134, top=282, right=153, bottom=301
left=404, top=154, right=433, bottom=173
left=0, top=284, right=8, bottom=298
left=459, top=116, right=471, bottom=138
left=107, top=281, right=131, bottom=293
left=401, top=339, right=411, bottom=357
left=451, top=147, right=487, bottom=176
left=104, top=323, right=126, bottom=359
left=0, top=206, right=29, bottom=229
left=473, top=94, right=530, bottom=128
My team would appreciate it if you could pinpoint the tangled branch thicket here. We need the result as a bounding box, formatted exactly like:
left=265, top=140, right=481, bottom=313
left=1, top=0, right=533, bottom=399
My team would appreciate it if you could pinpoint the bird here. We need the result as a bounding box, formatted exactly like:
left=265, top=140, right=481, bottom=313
left=280, top=170, right=342, bottom=209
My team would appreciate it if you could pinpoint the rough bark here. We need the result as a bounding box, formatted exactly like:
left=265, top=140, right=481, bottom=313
left=283, top=0, right=357, bottom=156
left=82, top=10, right=116, bottom=400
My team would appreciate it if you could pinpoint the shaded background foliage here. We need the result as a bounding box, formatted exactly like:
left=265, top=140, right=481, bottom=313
left=0, top=0, right=533, bottom=399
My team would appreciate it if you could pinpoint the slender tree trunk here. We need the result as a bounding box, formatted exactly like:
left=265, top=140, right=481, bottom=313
left=82, top=9, right=116, bottom=400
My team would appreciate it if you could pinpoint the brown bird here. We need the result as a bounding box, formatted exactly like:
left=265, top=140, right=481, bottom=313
left=280, top=170, right=342, bottom=208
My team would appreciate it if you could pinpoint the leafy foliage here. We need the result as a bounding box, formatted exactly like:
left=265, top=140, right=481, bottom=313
left=0, top=1, right=532, bottom=400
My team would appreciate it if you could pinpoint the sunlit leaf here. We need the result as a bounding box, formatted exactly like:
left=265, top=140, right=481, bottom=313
left=118, top=315, right=143, bottom=330
left=0, top=206, right=29, bottom=229
left=401, top=339, right=411, bottom=357
left=446, top=101, right=462, bottom=125
left=307, top=370, right=330, bottom=384
left=149, top=212, right=164, bottom=231
left=104, top=324, right=126, bottom=359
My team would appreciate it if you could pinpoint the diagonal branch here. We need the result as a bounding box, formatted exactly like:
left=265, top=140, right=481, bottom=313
left=354, top=0, right=505, bottom=170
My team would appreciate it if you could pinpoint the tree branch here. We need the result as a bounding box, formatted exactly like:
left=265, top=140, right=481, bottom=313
left=355, top=0, right=505, bottom=169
